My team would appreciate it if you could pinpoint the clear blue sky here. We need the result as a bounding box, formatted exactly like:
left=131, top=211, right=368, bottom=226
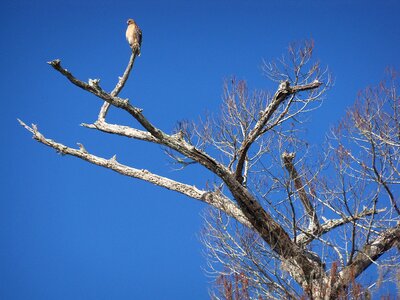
left=1, top=0, right=399, bottom=299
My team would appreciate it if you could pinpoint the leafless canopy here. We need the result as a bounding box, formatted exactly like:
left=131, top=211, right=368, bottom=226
left=20, top=33, right=399, bottom=300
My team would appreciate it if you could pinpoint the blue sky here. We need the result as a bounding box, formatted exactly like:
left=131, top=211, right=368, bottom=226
left=1, top=0, right=400, bottom=299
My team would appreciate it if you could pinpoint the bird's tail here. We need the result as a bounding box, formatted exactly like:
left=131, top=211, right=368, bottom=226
left=132, top=43, right=141, bottom=56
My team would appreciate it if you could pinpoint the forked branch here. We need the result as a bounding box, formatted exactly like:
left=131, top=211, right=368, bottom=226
left=297, top=207, right=386, bottom=246
left=234, top=80, right=322, bottom=184
left=335, top=223, right=400, bottom=296
left=99, top=52, right=138, bottom=121
left=40, top=58, right=326, bottom=289
left=18, top=119, right=251, bottom=228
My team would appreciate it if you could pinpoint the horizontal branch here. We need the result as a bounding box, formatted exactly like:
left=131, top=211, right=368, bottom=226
left=82, top=120, right=160, bottom=144
left=290, top=81, right=323, bottom=93
left=297, top=207, right=386, bottom=245
left=18, top=119, right=251, bottom=228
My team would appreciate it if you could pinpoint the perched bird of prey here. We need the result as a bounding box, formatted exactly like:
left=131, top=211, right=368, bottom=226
left=126, top=18, right=142, bottom=55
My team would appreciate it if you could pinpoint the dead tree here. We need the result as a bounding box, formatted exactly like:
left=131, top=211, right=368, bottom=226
left=19, top=25, right=399, bottom=300
left=202, top=66, right=400, bottom=299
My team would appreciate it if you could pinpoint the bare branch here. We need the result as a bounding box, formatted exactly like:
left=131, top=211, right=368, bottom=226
left=18, top=119, right=251, bottom=228
left=48, top=59, right=228, bottom=172
left=47, top=60, right=324, bottom=279
left=282, top=151, right=320, bottom=232
left=234, top=80, right=322, bottom=184
left=297, top=207, right=386, bottom=246
left=336, top=223, right=400, bottom=294
left=48, top=59, right=169, bottom=141
left=82, top=121, right=159, bottom=144
left=99, top=52, right=138, bottom=121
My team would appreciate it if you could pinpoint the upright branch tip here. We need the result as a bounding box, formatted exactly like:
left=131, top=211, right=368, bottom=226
left=47, top=59, right=61, bottom=67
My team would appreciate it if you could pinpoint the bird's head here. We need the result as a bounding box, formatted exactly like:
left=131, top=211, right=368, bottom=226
left=127, top=19, right=134, bottom=25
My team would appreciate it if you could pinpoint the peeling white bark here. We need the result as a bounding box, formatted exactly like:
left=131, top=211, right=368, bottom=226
left=18, top=119, right=251, bottom=228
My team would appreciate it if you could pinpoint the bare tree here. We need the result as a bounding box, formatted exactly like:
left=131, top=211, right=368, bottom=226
left=202, top=66, right=400, bottom=299
left=19, top=27, right=399, bottom=300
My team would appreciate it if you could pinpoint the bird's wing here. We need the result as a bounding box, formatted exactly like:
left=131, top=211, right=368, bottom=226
left=136, top=27, right=142, bottom=46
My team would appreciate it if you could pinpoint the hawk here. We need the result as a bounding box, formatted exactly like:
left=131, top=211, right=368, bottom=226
left=126, top=18, right=142, bottom=55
